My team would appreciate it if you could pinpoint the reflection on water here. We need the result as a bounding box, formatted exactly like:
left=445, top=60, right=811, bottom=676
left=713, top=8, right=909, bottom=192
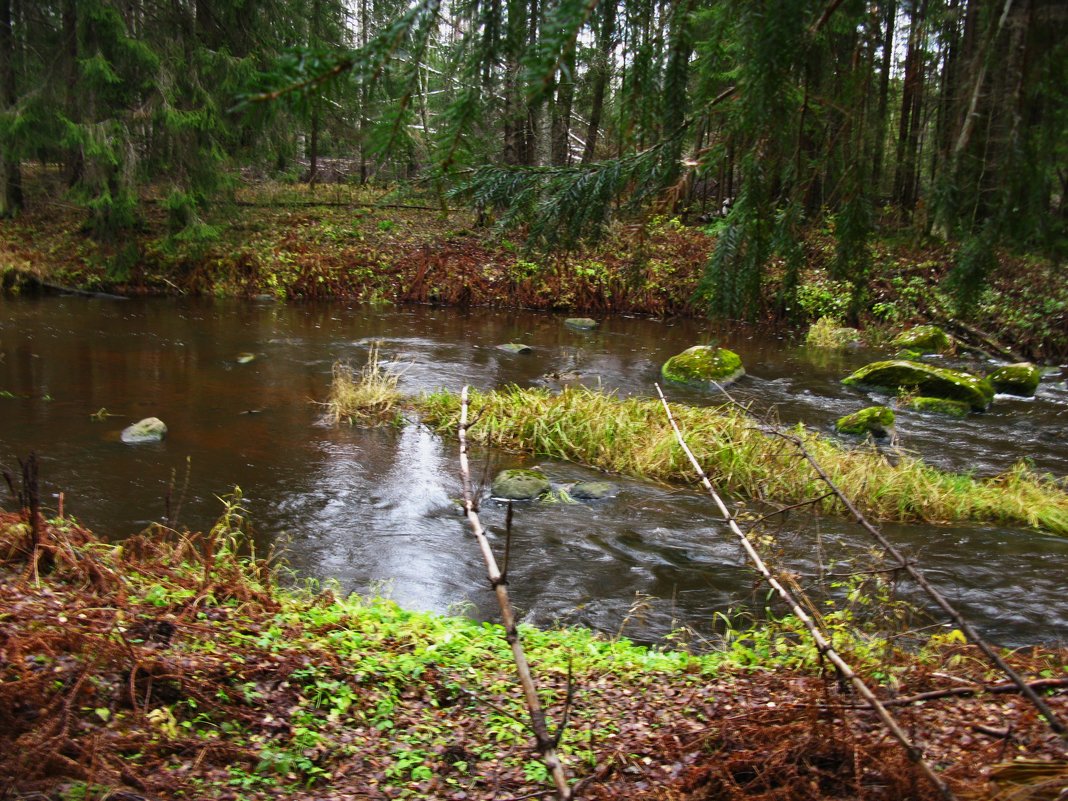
left=1, top=296, right=1066, bottom=646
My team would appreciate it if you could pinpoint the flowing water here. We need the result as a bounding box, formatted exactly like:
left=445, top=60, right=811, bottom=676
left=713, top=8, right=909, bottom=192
left=2, top=296, right=1067, bottom=647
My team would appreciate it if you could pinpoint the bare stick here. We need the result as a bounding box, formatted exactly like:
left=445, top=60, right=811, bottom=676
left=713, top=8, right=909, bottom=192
left=655, top=384, right=956, bottom=801
left=770, top=428, right=1066, bottom=739
left=459, top=386, right=573, bottom=801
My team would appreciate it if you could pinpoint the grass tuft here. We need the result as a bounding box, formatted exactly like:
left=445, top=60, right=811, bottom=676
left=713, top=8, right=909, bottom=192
left=325, top=344, right=402, bottom=426
left=416, top=385, right=1068, bottom=534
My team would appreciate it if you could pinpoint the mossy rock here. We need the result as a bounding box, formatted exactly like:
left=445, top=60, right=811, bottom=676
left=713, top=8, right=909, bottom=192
left=565, top=317, right=599, bottom=330
left=571, top=481, right=619, bottom=500
left=661, top=346, right=745, bottom=387
left=805, top=317, right=862, bottom=350
left=903, top=396, right=970, bottom=418
left=894, top=348, right=924, bottom=362
left=988, top=362, right=1041, bottom=397
left=891, top=325, right=950, bottom=354
left=497, top=343, right=533, bottom=354
left=491, top=469, right=550, bottom=500
left=121, top=417, right=168, bottom=444
left=843, top=360, right=994, bottom=411
left=834, top=406, right=895, bottom=437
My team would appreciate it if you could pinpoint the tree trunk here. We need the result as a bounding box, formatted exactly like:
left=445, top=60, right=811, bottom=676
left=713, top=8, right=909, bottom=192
left=550, top=46, right=575, bottom=166
left=893, top=0, right=927, bottom=211
left=0, top=0, right=21, bottom=217
left=581, top=0, right=615, bottom=164
left=871, top=0, right=896, bottom=194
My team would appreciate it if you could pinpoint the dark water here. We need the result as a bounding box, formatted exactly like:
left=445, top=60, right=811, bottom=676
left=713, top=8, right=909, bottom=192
left=2, top=296, right=1067, bottom=647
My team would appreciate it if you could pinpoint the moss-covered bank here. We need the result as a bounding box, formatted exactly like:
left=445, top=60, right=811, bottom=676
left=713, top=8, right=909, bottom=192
left=416, top=386, right=1068, bottom=534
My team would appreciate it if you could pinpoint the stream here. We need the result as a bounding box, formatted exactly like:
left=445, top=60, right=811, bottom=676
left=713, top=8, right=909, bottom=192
left=2, top=296, right=1067, bottom=647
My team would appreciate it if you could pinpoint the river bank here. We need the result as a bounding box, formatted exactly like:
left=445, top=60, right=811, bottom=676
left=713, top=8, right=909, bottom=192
left=1, top=176, right=1065, bottom=362
left=2, top=510, right=1066, bottom=801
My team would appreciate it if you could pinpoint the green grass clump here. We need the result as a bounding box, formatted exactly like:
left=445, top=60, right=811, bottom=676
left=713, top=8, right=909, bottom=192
left=805, top=316, right=862, bottom=349
left=416, top=386, right=1068, bottom=534
left=326, top=345, right=402, bottom=425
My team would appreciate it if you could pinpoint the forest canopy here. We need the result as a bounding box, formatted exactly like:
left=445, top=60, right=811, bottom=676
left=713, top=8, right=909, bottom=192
left=0, top=0, right=1064, bottom=318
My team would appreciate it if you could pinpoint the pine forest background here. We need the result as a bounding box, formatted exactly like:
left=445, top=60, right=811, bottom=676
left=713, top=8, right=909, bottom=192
left=0, top=0, right=1064, bottom=321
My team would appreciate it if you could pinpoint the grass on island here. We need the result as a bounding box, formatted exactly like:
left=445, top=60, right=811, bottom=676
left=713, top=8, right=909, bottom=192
left=324, top=344, right=403, bottom=425
left=414, top=385, right=1068, bottom=534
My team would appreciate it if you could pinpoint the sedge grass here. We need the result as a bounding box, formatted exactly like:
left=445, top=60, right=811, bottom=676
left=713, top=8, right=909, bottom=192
left=325, top=344, right=402, bottom=425
left=416, top=385, right=1068, bottom=534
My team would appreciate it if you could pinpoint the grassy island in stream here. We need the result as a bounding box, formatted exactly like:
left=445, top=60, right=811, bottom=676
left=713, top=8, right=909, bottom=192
left=3, top=510, right=1068, bottom=801
left=413, top=386, right=1068, bottom=534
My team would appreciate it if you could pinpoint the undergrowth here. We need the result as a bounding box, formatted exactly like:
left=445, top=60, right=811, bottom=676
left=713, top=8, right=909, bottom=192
left=1, top=496, right=1066, bottom=800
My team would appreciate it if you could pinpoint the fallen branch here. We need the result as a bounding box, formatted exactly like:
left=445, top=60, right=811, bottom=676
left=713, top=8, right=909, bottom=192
left=655, top=383, right=957, bottom=801
left=883, top=678, right=1068, bottom=707
left=769, top=427, right=1067, bottom=739
left=459, top=386, right=573, bottom=801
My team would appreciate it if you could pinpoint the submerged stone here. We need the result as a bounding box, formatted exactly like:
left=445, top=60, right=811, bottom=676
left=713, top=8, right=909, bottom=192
left=565, top=317, right=599, bottom=330
left=236, top=352, right=256, bottom=364
left=497, top=343, right=533, bottom=354
left=834, top=406, right=895, bottom=437
left=842, top=360, right=994, bottom=411
left=491, top=469, right=550, bottom=500
left=571, top=481, right=619, bottom=500
left=988, top=362, right=1041, bottom=397
left=661, top=346, right=745, bottom=387
left=121, top=417, right=168, bottom=444
left=903, top=396, right=970, bottom=418
left=891, top=324, right=950, bottom=354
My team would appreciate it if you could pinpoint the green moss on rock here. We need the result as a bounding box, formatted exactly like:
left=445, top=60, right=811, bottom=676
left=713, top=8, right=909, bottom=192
left=988, top=362, right=1041, bottom=397
left=843, top=360, right=994, bottom=411
left=497, top=343, right=533, bottom=354
left=891, top=324, right=950, bottom=353
left=491, top=469, right=550, bottom=500
left=834, top=406, right=895, bottom=437
left=121, top=417, right=168, bottom=443
left=903, top=396, right=970, bottom=418
left=661, top=346, right=745, bottom=387
left=805, top=317, right=862, bottom=350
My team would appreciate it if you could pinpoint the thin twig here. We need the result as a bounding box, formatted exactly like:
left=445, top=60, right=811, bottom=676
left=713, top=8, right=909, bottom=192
left=459, top=386, right=573, bottom=801
left=742, top=491, right=837, bottom=530
left=655, top=383, right=956, bottom=801
left=768, top=427, right=1067, bottom=739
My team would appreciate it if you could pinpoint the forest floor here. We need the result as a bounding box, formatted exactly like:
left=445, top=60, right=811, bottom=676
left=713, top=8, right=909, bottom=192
left=1, top=172, right=1065, bottom=362
left=2, top=510, right=1067, bottom=801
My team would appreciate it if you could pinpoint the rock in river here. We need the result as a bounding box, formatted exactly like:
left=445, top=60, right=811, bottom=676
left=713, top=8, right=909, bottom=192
left=901, top=396, right=971, bottom=418
left=834, top=406, right=895, bottom=437
left=891, top=324, right=950, bottom=354
left=565, top=317, right=599, bottom=330
left=491, top=469, right=550, bottom=500
left=571, top=481, right=619, bottom=500
left=121, top=417, right=168, bottom=443
left=988, top=362, right=1041, bottom=397
left=842, top=360, right=994, bottom=411
left=661, top=345, right=745, bottom=388
left=497, top=343, right=533, bottom=354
